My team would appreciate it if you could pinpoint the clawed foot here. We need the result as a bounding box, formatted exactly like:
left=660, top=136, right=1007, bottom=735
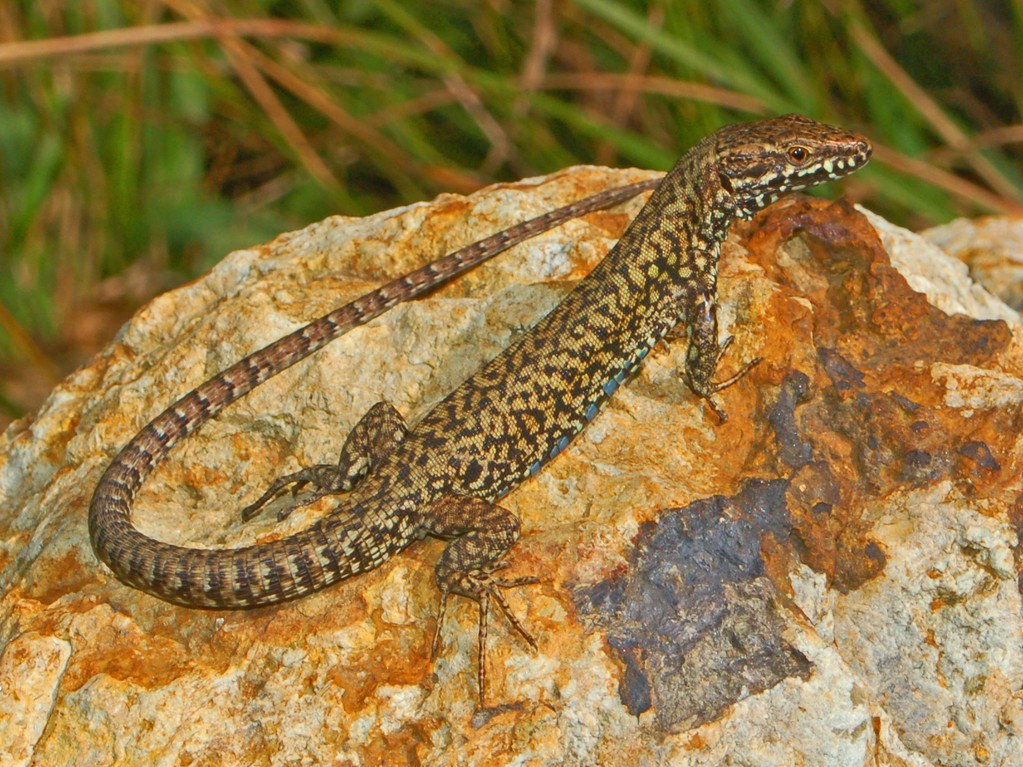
left=686, top=335, right=762, bottom=423
left=240, top=465, right=349, bottom=522
left=702, top=339, right=763, bottom=422
left=432, top=562, right=538, bottom=705
left=678, top=292, right=763, bottom=423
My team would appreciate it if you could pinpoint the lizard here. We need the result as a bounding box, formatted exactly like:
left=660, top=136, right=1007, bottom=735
left=89, top=114, right=872, bottom=703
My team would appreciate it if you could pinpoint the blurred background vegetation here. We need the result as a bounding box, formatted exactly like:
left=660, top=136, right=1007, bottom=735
left=1, top=0, right=1021, bottom=428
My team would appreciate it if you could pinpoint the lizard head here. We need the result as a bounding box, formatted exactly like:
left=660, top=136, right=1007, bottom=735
left=715, top=113, right=872, bottom=220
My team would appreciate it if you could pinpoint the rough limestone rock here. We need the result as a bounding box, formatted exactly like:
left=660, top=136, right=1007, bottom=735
left=923, top=215, right=1023, bottom=312
left=1, top=165, right=1022, bottom=767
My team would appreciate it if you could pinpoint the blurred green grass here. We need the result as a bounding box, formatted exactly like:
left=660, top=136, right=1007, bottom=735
left=1, top=0, right=1021, bottom=424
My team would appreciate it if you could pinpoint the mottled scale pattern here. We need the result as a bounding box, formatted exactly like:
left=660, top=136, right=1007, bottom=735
left=90, top=115, right=871, bottom=612
left=89, top=178, right=658, bottom=606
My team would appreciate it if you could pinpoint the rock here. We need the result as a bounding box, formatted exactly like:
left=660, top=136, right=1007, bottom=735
left=1, top=166, right=1021, bottom=766
left=922, top=215, right=1023, bottom=311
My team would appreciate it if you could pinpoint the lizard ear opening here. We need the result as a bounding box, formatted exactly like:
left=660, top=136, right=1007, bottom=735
left=717, top=169, right=734, bottom=193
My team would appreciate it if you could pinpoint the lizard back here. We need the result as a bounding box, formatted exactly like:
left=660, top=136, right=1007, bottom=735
left=90, top=114, right=871, bottom=610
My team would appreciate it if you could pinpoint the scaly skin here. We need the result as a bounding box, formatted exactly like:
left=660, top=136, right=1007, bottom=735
left=89, top=114, right=871, bottom=701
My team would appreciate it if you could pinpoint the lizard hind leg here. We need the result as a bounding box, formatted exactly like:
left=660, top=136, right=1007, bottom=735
left=424, top=494, right=538, bottom=704
left=240, top=400, right=409, bottom=522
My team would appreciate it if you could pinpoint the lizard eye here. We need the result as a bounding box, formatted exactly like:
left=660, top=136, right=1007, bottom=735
left=788, top=146, right=809, bottom=163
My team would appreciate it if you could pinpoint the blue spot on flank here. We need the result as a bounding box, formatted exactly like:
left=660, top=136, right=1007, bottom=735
left=603, top=378, right=619, bottom=396
left=585, top=402, right=599, bottom=422
left=549, top=434, right=570, bottom=459
left=528, top=461, right=542, bottom=477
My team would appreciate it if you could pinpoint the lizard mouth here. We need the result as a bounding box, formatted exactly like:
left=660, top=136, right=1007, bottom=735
left=819, top=136, right=873, bottom=181
left=842, top=137, right=872, bottom=172
left=790, top=137, right=873, bottom=190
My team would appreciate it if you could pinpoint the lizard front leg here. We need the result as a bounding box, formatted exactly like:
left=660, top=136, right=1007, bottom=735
left=423, top=494, right=538, bottom=704
left=241, top=400, right=409, bottom=521
left=674, top=292, right=762, bottom=422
